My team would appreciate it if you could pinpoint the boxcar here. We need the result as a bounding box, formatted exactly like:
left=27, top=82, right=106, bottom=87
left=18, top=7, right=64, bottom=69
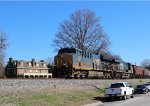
left=143, top=68, right=149, bottom=78
left=133, top=65, right=143, bottom=78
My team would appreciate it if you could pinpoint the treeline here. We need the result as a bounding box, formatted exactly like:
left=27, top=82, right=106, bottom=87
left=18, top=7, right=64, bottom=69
left=0, top=31, right=8, bottom=78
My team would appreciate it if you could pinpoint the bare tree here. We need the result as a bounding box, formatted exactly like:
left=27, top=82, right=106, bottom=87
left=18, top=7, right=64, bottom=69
left=113, top=55, right=123, bottom=62
left=45, top=57, right=53, bottom=65
left=100, top=50, right=123, bottom=62
left=0, top=32, right=7, bottom=50
left=45, top=57, right=54, bottom=73
left=141, top=59, right=150, bottom=70
left=53, top=9, right=110, bottom=54
left=0, top=31, right=8, bottom=77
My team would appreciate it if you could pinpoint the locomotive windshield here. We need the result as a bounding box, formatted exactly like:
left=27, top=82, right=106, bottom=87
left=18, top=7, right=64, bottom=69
left=58, top=48, right=76, bottom=54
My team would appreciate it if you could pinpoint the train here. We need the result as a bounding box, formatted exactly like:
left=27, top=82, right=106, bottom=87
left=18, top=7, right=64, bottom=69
left=53, top=48, right=150, bottom=79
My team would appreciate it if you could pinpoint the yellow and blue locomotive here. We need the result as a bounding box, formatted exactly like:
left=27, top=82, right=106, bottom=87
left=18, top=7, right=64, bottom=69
left=53, top=48, right=148, bottom=79
left=53, top=48, right=105, bottom=78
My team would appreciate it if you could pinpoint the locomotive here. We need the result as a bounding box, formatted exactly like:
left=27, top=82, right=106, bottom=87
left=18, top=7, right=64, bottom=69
left=53, top=48, right=150, bottom=79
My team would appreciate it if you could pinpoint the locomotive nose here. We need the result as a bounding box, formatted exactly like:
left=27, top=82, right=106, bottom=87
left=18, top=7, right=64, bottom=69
left=55, top=54, right=72, bottom=68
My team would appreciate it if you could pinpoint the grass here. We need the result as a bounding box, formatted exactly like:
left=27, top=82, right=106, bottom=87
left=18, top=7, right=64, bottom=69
left=0, top=89, right=104, bottom=106
left=0, top=79, right=146, bottom=106
left=131, top=79, right=144, bottom=89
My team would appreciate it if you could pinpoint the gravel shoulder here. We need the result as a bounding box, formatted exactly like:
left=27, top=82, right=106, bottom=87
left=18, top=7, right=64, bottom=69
left=0, top=79, right=150, bottom=106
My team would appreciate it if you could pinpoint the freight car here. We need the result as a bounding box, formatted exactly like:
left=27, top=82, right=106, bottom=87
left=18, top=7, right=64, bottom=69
left=142, top=68, right=149, bottom=78
left=53, top=48, right=145, bottom=79
left=132, top=65, right=150, bottom=78
left=133, top=65, right=143, bottom=78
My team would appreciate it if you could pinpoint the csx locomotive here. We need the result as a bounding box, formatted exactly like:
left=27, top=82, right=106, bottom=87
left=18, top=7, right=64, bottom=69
left=53, top=48, right=150, bottom=79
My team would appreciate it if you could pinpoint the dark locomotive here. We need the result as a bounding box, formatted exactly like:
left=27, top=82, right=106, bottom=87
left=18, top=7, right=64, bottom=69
left=53, top=48, right=150, bottom=79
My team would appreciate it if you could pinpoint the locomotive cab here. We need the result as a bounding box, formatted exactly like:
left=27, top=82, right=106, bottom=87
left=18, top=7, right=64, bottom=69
left=53, top=48, right=75, bottom=77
